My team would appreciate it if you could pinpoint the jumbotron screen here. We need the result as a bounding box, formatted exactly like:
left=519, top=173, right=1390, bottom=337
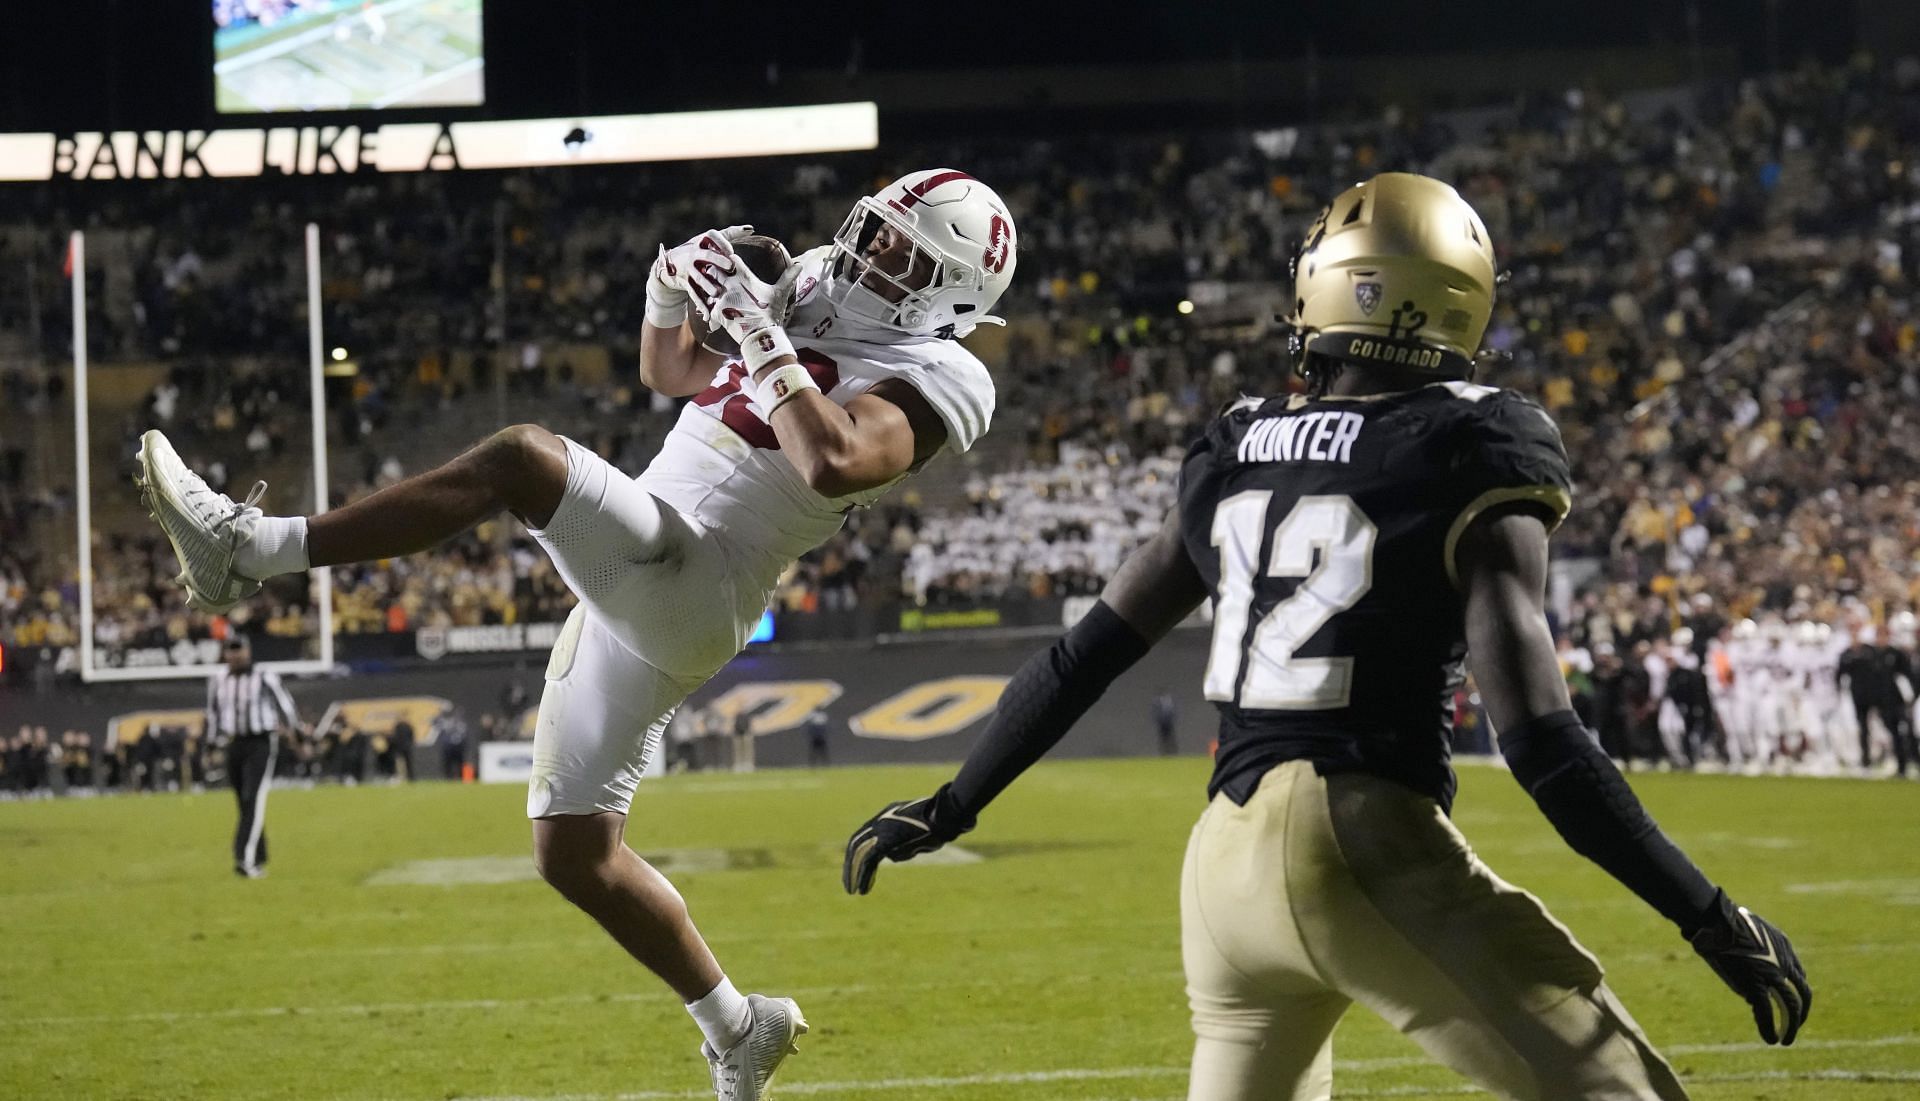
left=213, top=0, right=484, bottom=114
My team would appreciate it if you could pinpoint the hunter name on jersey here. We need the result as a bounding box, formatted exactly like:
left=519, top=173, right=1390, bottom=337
left=1236, top=409, right=1366, bottom=465
left=1179, top=380, right=1573, bottom=810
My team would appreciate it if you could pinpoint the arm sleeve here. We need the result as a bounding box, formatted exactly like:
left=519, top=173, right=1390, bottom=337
left=264, top=672, right=299, bottom=727
left=947, top=600, right=1154, bottom=816
left=896, top=350, right=995, bottom=455
left=1499, top=709, right=1719, bottom=935
left=1445, top=392, right=1576, bottom=588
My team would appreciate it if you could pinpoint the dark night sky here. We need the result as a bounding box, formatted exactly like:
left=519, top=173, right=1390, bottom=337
left=0, top=1, right=1866, bottom=132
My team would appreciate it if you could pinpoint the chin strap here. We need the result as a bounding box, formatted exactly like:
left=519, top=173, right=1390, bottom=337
left=945, top=315, right=1005, bottom=340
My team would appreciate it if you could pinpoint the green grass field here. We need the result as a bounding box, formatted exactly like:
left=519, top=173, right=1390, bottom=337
left=3, top=759, right=1917, bottom=1099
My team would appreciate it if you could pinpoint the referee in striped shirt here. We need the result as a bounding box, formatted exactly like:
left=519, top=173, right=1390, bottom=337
left=206, top=635, right=300, bottom=878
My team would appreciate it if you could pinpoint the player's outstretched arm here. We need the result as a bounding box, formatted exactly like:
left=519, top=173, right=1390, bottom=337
left=1459, top=508, right=1813, bottom=1045
left=843, top=508, right=1208, bottom=895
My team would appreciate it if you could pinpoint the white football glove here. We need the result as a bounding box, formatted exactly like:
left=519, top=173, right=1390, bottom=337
left=646, top=225, right=752, bottom=328
left=697, top=258, right=803, bottom=373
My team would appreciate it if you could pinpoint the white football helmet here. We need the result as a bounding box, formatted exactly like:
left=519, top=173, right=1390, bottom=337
left=825, top=168, right=1017, bottom=338
left=1732, top=618, right=1758, bottom=641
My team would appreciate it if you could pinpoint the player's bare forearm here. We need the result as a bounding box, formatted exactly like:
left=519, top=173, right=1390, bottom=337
left=1100, top=508, right=1210, bottom=642
left=760, top=374, right=936, bottom=497
left=639, top=321, right=724, bottom=397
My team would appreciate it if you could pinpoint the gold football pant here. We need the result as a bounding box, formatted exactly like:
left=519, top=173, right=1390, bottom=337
left=1181, top=761, right=1689, bottom=1101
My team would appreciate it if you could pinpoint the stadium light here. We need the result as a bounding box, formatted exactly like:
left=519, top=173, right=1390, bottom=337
left=1177, top=299, right=1195, bottom=315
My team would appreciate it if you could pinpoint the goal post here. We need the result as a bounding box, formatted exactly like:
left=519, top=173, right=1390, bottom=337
left=74, top=226, right=336, bottom=682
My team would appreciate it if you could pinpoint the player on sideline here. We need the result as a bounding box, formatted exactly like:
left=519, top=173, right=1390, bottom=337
left=845, top=173, right=1810, bottom=1100
left=136, top=169, right=1017, bottom=1100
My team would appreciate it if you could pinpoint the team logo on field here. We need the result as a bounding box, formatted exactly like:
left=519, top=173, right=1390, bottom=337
left=983, top=214, right=1012, bottom=274
left=1354, top=281, right=1383, bottom=316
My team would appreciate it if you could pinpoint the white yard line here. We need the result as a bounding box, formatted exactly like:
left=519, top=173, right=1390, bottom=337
left=1329, top=1067, right=1920, bottom=1097
left=3, top=928, right=1895, bottom=979
left=421, top=1067, right=1188, bottom=1101
left=1614, top=940, right=1920, bottom=964
left=1668, top=1033, right=1920, bottom=1055
left=2, top=968, right=1180, bottom=1027
left=0, top=913, right=1179, bottom=971
left=417, top=1062, right=1920, bottom=1101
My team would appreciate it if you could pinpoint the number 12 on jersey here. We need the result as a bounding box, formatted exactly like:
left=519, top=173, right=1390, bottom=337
left=1203, top=492, right=1377, bottom=710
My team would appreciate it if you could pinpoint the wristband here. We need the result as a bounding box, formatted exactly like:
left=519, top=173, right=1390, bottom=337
left=754, top=358, right=819, bottom=414
left=739, top=321, right=797, bottom=374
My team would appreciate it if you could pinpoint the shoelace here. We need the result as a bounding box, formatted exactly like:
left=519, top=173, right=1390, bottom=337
left=709, top=1060, right=740, bottom=1100
left=234, top=481, right=267, bottom=523
left=183, top=479, right=265, bottom=531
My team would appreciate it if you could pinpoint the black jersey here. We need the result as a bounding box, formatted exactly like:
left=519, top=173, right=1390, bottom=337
left=1177, top=381, right=1573, bottom=811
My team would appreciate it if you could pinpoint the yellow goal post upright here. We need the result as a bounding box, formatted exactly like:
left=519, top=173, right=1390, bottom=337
left=71, top=224, right=336, bottom=683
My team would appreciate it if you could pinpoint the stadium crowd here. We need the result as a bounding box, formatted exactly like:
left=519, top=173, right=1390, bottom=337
left=5, top=57, right=1920, bottom=780
left=0, top=697, right=828, bottom=800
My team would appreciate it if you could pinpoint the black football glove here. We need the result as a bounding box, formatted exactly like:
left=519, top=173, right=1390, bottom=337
left=842, top=784, right=976, bottom=896
left=1689, top=889, right=1812, bottom=1045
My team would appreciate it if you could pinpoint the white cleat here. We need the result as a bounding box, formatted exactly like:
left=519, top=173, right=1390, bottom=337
left=134, top=429, right=267, bottom=615
left=702, top=994, right=808, bottom=1101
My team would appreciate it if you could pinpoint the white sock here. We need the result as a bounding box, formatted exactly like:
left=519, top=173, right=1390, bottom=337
left=235, top=515, right=310, bottom=581
left=686, top=977, right=751, bottom=1052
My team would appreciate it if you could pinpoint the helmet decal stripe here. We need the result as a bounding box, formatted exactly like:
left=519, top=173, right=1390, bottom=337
left=896, top=170, right=975, bottom=208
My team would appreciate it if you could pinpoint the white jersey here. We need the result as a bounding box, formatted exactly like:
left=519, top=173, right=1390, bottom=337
left=1762, top=642, right=1796, bottom=691
left=1727, top=636, right=1762, bottom=690
left=639, top=246, right=996, bottom=568
left=1644, top=650, right=1671, bottom=701
left=1797, top=635, right=1845, bottom=707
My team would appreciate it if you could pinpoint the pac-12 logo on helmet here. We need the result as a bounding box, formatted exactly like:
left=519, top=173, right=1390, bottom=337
left=825, top=168, right=1018, bottom=338
left=1353, top=280, right=1383, bottom=316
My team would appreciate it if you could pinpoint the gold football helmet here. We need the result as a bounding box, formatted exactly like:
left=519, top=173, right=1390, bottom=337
left=1285, top=172, right=1497, bottom=386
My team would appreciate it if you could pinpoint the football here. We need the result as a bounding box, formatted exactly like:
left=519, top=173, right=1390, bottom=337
left=689, top=233, right=792, bottom=356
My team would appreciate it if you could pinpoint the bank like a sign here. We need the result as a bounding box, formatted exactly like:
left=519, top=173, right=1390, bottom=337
left=0, top=102, right=877, bottom=182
